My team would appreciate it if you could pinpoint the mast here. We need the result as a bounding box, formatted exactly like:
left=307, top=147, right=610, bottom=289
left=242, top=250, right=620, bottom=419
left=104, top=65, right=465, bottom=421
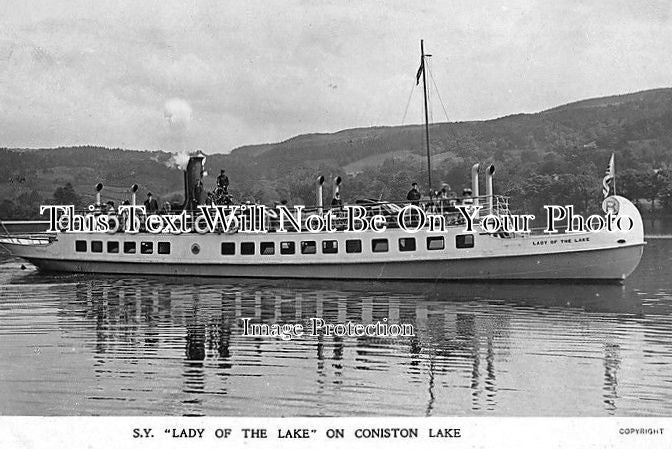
left=420, top=39, right=432, bottom=195
left=613, top=156, right=616, bottom=195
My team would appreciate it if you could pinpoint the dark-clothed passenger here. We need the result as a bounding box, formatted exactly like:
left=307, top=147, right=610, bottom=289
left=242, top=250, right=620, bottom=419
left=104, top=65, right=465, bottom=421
left=406, top=183, right=421, bottom=205
left=144, top=193, right=159, bottom=213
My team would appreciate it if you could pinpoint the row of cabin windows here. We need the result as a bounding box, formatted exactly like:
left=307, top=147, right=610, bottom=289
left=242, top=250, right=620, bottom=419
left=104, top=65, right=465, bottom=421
left=220, top=235, right=474, bottom=256
left=74, top=235, right=474, bottom=256
left=75, top=240, right=171, bottom=255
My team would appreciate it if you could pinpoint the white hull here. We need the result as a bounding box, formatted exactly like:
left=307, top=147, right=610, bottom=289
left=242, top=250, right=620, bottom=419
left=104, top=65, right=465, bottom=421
left=13, top=245, right=642, bottom=281
left=0, top=196, right=645, bottom=282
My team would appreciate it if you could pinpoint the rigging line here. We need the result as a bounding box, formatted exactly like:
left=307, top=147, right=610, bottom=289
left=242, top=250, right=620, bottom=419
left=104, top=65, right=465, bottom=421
left=425, top=58, right=435, bottom=125
left=427, top=61, right=461, bottom=153
left=426, top=64, right=434, bottom=125
left=401, top=80, right=416, bottom=125
left=427, top=64, right=450, bottom=123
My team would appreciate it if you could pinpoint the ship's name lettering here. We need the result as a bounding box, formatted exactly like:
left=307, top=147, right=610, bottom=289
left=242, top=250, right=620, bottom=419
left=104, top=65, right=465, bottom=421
left=164, top=428, right=205, bottom=439
left=532, top=236, right=591, bottom=246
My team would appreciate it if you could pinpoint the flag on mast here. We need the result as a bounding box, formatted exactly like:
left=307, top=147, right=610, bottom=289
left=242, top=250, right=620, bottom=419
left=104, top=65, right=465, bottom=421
left=415, top=58, right=424, bottom=85
left=602, top=153, right=615, bottom=198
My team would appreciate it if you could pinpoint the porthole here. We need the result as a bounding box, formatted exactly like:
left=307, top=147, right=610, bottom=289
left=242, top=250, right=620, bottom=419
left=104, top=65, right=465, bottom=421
left=191, top=243, right=200, bottom=254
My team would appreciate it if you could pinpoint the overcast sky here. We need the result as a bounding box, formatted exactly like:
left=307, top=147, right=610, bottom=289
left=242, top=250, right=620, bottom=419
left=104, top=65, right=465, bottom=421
left=0, top=0, right=670, bottom=154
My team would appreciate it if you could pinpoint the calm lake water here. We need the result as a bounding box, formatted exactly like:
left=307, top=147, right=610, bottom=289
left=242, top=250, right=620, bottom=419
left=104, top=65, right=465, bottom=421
left=0, top=239, right=670, bottom=416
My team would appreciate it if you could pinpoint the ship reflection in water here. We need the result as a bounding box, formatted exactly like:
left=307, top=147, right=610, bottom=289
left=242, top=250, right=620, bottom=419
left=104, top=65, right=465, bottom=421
left=0, top=240, right=671, bottom=416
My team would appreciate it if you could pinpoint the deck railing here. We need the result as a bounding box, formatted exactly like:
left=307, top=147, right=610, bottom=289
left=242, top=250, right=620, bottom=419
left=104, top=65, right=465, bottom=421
left=2, top=194, right=515, bottom=235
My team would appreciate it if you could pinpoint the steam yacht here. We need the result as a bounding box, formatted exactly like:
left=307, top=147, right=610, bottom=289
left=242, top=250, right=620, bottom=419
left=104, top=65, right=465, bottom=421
left=0, top=153, right=645, bottom=281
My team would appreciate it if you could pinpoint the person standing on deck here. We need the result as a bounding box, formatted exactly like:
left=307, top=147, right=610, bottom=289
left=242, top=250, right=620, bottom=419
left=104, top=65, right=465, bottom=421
left=144, top=192, right=159, bottom=213
left=439, top=183, right=455, bottom=212
left=461, top=188, right=474, bottom=205
left=217, top=170, right=230, bottom=194
left=331, top=192, right=343, bottom=208
left=406, top=182, right=421, bottom=205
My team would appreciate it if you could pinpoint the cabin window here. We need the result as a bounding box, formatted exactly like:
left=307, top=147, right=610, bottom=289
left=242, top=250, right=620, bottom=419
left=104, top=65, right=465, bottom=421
left=158, top=242, right=171, bottom=254
left=107, top=241, right=119, bottom=253
left=241, top=242, right=255, bottom=255
left=301, top=241, right=316, bottom=254
left=346, top=239, right=362, bottom=253
left=399, top=237, right=416, bottom=252
left=372, top=239, right=389, bottom=253
left=141, top=242, right=153, bottom=254
left=91, top=241, right=103, bottom=253
left=75, top=240, right=87, bottom=252
left=322, top=240, right=338, bottom=254
left=191, top=243, right=200, bottom=255
left=280, top=241, right=295, bottom=255
left=260, top=242, right=275, bottom=255
left=456, top=234, right=474, bottom=249
left=427, top=236, right=445, bottom=250
left=221, top=242, right=235, bottom=255
left=124, top=241, right=136, bottom=254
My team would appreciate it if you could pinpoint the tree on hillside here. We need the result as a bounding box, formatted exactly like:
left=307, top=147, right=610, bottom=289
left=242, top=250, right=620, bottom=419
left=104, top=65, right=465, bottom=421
left=0, top=190, right=43, bottom=219
left=658, top=170, right=672, bottom=212
left=619, top=169, right=653, bottom=206
left=515, top=172, right=599, bottom=217
left=632, top=170, right=667, bottom=211
left=53, top=183, right=80, bottom=206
